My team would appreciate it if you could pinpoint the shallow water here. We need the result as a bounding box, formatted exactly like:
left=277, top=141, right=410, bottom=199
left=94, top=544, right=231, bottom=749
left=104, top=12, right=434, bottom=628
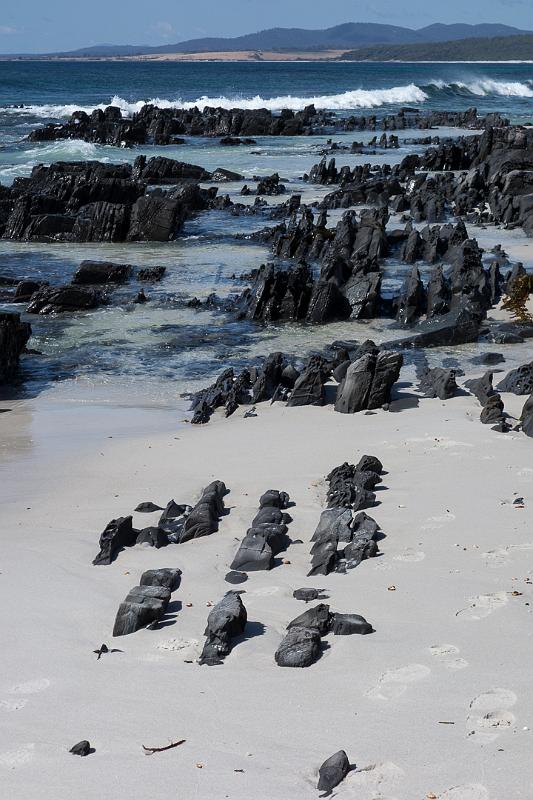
left=0, top=61, right=532, bottom=406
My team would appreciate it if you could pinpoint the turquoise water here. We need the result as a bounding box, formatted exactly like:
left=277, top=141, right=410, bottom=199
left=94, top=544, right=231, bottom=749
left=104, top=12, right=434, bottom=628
left=0, top=61, right=532, bottom=402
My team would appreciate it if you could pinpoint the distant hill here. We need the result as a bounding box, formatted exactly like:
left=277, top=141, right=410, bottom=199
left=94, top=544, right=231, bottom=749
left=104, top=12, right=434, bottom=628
left=49, top=22, right=530, bottom=58
left=341, top=33, right=533, bottom=61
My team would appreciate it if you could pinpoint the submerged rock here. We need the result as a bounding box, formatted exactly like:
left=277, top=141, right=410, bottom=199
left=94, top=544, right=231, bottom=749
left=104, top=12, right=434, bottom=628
left=0, top=311, right=31, bottom=383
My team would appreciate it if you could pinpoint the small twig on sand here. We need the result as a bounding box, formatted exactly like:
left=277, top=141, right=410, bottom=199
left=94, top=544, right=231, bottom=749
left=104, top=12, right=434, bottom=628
left=142, top=739, right=186, bottom=755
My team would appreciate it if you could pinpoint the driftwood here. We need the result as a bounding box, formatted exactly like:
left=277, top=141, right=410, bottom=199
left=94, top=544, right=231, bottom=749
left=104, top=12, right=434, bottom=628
left=142, top=739, right=186, bottom=755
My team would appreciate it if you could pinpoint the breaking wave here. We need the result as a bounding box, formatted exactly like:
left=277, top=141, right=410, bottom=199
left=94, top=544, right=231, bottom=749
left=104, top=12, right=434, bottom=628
left=3, top=78, right=533, bottom=121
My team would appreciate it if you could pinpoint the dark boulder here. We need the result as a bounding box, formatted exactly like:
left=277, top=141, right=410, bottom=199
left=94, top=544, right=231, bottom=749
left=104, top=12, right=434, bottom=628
left=335, top=351, right=403, bottom=413
left=419, top=367, right=458, bottom=400
left=396, top=266, right=426, bottom=325
left=331, top=613, right=373, bottom=635
left=464, top=371, right=495, bottom=405
left=140, top=568, right=182, bottom=591
left=72, top=260, right=132, bottom=284
left=317, top=750, right=350, bottom=794
left=480, top=393, right=504, bottom=424
left=384, top=301, right=482, bottom=349
left=274, top=626, right=321, bottom=668
left=199, top=591, right=247, bottom=665
left=93, top=516, right=136, bottom=565
left=520, top=395, right=533, bottom=437
left=0, top=311, right=31, bottom=383
left=26, top=285, right=102, bottom=314
left=496, top=362, right=533, bottom=395
left=137, top=266, right=166, bottom=282
left=287, top=603, right=332, bottom=636
left=112, top=585, right=171, bottom=636
left=178, top=480, right=229, bottom=543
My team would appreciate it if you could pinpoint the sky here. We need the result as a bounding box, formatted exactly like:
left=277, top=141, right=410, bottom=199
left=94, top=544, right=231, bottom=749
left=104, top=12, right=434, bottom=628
left=1, top=0, right=532, bottom=53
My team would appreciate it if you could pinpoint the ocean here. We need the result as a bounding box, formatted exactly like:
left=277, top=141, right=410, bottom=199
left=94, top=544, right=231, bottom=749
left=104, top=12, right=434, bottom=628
left=0, top=60, right=532, bottom=405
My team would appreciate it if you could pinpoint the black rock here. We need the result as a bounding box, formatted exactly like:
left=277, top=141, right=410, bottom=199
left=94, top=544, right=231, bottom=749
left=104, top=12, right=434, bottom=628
left=69, top=741, right=93, bottom=757
left=134, top=501, right=164, bottom=513
left=275, top=626, right=321, bottom=668
left=331, top=613, right=373, bottom=635
left=177, top=481, right=228, bottom=543
left=520, top=395, right=533, bottom=437
left=135, top=526, right=169, bottom=548
left=72, top=260, right=133, bottom=284
left=0, top=311, right=31, bottom=384
left=419, top=367, right=458, bottom=400
left=112, top=585, right=171, bottom=636
left=464, top=371, right=495, bottom=405
left=137, top=266, right=166, bottom=282
left=497, top=361, right=533, bottom=395
left=471, top=352, right=504, bottom=366
left=293, top=588, right=323, bottom=602
left=384, top=301, right=482, bottom=349
left=140, top=568, right=182, bottom=591
left=93, top=516, right=135, bottom=565
left=480, top=393, right=505, bottom=424
left=225, top=571, right=248, bottom=584
left=355, top=455, right=383, bottom=474
left=199, top=591, right=247, bottom=665
left=317, top=750, right=350, bottom=794
left=26, top=285, right=102, bottom=314
left=259, top=489, right=290, bottom=509
left=287, top=603, right=332, bottom=636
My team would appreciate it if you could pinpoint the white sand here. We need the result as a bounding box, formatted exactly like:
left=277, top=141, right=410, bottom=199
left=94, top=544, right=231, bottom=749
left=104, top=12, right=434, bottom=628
left=1, top=377, right=533, bottom=799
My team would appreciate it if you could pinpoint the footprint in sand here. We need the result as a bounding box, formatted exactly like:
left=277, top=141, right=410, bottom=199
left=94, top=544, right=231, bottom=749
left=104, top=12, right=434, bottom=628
left=467, top=688, right=517, bottom=742
left=347, top=761, right=404, bottom=797
left=365, top=664, right=431, bottom=700
left=421, top=513, right=456, bottom=531
left=8, top=678, right=50, bottom=695
left=0, top=744, right=34, bottom=767
left=429, top=644, right=469, bottom=671
left=482, top=548, right=509, bottom=568
left=456, top=592, right=508, bottom=620
left=0, top=699, right=28, bottom=712
left=440, top=784, right=489, bottom=800
left=394, top=548, right=425, bottom=563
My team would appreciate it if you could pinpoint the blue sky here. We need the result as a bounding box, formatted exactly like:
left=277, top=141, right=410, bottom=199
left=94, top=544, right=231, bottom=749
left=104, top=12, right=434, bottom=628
left=1, top=0, right=532, bottom=53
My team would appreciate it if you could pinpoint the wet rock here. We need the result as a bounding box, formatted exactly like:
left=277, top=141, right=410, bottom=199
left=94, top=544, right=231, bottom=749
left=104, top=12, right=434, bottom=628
left=384, top=301, right=482, bottom=349
left=26, top=285, right=102, bottom=314
left=496, top=361, right=533, bottom=395
left=0, top=311, right=31, bottom=383
left=72, top=260, right=133, bottom=284
left=199, top=591, right=247, bottom=666
left=471, top=352, right=504, bottom=366
left=317, top=750, right=350, bottom=794
left=135, top=156, right=210, bottom=184
left=426, top=265, right=451, bottom=317
left=396, top=266, right=426, bottom=325
left=331, top=613, right=373, bottom=635
left=93, top=516, right=136, bottom=565
left=211, top=167, right=244, bottom=182
left=140, top=568, right=182, bottom=591
left=275, top=626, right=322, bottom=668
left=112, top=585, right=171, bottom=636
left=137, top=266, right=166, bottom=282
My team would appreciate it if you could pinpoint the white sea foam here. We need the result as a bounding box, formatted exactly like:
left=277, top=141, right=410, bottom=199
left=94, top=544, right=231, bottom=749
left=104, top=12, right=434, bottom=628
left=428, top=78, right=533, bottom=97
left=4, top=84, right=428, bottom=118
left=4, top=77, right=532, bottom=121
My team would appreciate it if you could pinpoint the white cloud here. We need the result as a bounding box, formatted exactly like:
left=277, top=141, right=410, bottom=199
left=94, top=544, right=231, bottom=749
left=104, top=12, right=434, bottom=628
left=0, top=25, right=17, bottom=35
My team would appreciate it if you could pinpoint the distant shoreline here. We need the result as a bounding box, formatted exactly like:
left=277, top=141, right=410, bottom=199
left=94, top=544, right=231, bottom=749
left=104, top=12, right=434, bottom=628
left=1, top=51, right=533, bottom=63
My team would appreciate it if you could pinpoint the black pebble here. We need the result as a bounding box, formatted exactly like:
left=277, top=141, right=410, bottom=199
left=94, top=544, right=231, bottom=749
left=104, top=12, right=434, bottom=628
left=225, top=571, right=248, bottom=584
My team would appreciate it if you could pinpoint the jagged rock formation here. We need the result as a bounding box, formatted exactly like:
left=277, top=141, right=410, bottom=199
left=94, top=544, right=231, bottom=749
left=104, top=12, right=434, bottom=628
left=0, top=311, right=31, bottom=383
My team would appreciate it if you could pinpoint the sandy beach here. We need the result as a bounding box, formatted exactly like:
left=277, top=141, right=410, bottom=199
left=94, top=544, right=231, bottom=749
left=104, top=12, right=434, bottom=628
left=1, top=364, right=533, bottom=799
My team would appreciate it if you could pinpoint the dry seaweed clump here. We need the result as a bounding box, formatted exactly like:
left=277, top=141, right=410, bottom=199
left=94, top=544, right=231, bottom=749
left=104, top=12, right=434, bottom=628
left=502, top=273, right=533, bottom=323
